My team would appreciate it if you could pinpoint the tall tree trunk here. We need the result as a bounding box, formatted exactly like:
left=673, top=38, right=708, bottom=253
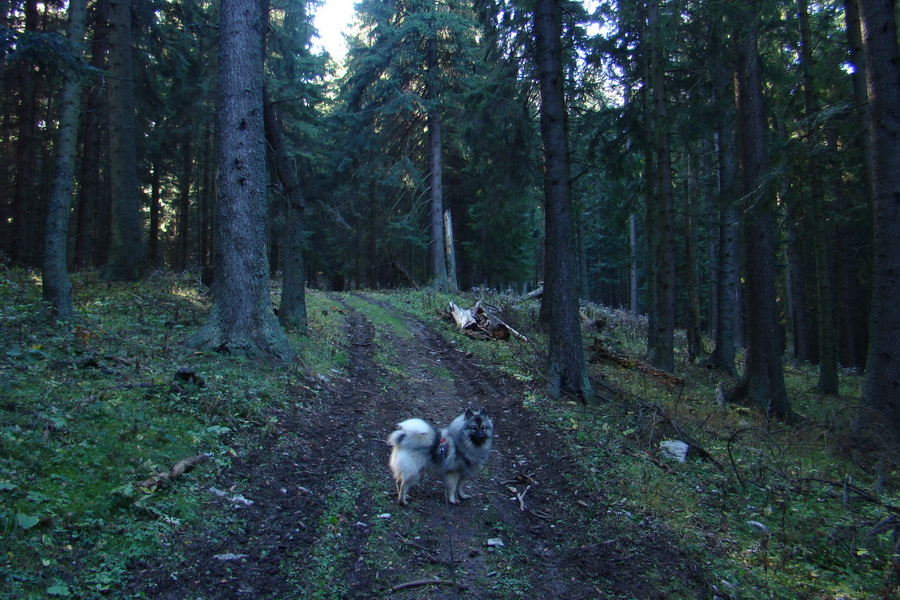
left=11, top=0, right=39, bottom=264
left=176, top=131, right=193, bottom=272
left=728, top=0, right=791, bottom=420
left=844, top=0, right=875, bottom=214
left=858, top=0, right=900, bottom=433
left=534, top=0, right=594, bottom=403
left=263, top=89, right=307, bottom=334
left=685, top=151, right=703, bottom=363
left=443, top=208, right=458, bottom=293
left=148, top=161, right=161, bottom=268
left=629, top=212, right=639, bottom=313
left=798, top=0, right=839, bottom=394
left=74, top=0, right=109, bottom=270
left=199, top=123, right=214, bottom=281
left=104, top=0, right=145, bottom=280
left=41, top=0, right=87, bottom=320
left=840, top=0, right=873, bottom=372
left=427, top=32, right=448, bottom=291
left=187, top=0, right=293, bottom=360
left=645, top=0, right=675, bottom=373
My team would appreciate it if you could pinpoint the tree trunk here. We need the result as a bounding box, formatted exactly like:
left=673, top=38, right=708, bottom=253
left=629, top=212, right=639, bottom=313
left=728, top=0, right=791, bottom=420
left=41, top=0, right=87, bottom=320
left=685, top=151, right=703, bottom=363
left=11, top=0, right=39, bottom=264
left=844, top=0, right=875, bottom=214
left=148, top=161, right=161, bottom=268
left=443, top=208, right=458, bottom=293
left=104, top=0, right=145, bottom=280
left=858, top=0, right=900, bottom=433
left=186, top=0, right=293, bottom=361
left=74, top=0, right=109, bottom=270
left=199, top=124, right=214, bottom=281
left=645, top=0, right=675, bottom=373
left=427, top=33, right=448, bottom=292
left=534, top=0, right=594, bottom=403
left=263, top=89, right=307, bottom=334
left=798, top=0, right=839, bottom=394
left=708, top=64, right=739, bottom=376
left=176, top=130, right=193, bottom=272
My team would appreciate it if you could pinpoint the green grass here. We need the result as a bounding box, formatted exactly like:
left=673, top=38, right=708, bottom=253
left=2, top=270, right=896, bottom=599
left=0, top=269, right=349, bottom=599
left=396, top=287, right=900, bottom=599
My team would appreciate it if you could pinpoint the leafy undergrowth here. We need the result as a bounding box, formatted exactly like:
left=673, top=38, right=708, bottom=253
left=2, top=269, right=898, bottom=599
left=0, top=269, right=346, bottom=599
left=392, top=288, right=900, bottom=599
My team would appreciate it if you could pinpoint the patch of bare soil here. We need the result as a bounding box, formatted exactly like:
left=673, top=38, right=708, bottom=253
left=130, top=293, right=709, bottom=599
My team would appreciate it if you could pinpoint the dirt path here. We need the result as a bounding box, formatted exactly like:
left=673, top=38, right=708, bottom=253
left=131, top=294, right=707, bottom=599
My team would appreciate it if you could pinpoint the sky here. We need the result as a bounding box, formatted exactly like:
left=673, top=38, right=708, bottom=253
left=312, top=0, right=358, bottom=62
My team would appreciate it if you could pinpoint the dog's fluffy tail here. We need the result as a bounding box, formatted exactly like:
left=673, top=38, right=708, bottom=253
left=388, top=418, right=437, bottom=448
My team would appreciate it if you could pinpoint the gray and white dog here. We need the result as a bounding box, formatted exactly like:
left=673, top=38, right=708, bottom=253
left=387, top=408, right=493, bottom=505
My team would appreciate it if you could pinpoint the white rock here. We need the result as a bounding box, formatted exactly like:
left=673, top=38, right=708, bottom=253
left=660, top=440, right=689, bottom=462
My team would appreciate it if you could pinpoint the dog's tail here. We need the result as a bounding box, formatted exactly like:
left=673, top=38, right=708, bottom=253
left=388, top=418, right=437, bottom=448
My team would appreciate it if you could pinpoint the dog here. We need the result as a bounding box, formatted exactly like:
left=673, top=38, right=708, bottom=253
left=387, top=408, right=493, bottom=505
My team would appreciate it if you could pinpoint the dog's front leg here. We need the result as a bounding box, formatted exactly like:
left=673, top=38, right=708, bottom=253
left=444, top=471, right=462, bottom=504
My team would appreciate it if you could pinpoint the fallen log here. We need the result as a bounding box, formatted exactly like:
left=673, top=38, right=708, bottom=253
left=587, top=338, right=684, bottom=388
left=449, top=301, right=476, bottom=329
left=447, top=301, right=528, bottom=342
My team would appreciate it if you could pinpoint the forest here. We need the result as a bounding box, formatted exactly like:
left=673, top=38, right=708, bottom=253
left=2, top=0, right=900, bottom=597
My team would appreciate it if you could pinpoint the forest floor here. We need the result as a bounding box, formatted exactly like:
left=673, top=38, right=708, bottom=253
left=3, top=271, right=895, bottom=599
left=128, top=293, right=706, bottom=599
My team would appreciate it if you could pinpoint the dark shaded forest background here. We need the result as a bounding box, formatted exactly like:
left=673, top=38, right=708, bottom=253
left=1, top=0, right=898, bottom=428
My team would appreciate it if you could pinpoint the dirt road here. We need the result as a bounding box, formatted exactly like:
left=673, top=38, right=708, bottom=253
left=132, top=294, right=706, bottom=599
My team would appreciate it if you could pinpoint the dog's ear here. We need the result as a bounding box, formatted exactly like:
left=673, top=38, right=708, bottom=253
left=465, top=407, right=474, bottom=419
left=480, top=407, right=488, bottom=417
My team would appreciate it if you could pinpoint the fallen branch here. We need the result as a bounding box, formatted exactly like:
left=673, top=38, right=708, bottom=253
left=390, top=579, right=456, bottom=593
left=587, top=339, right=684, bottom=388
left=802, top=477, right=900, bottom=513
left=138, top=453, right=210, bottom=490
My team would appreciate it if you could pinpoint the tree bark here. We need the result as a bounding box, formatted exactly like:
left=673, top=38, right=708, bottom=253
left=186, top=0, right=293, bottom=361
left=534, top=0, right=594, bottom=403
left=709, top=61, right=739, bottom=376
left=176, top=130, right=194, bottom=272
left=263, top=89, right=307, bottom=334
left=629, top=212, right=639, bottom=313
left=10, top=0, right=39, bottom=264
left=728, top=1, right=791, bottom=419
left=858, top=0, right=900, bottom=433
left=74, top=0, right=110, bottom=270
left=443, top=208, right=458, bottom=293
left=104, top=0, right=146, bottom=280
left=645, top=0, right=676, bottom=374
left=42, top=0, right=88, bottom=320
left=427, top=32, right=448, bottom=291
left=798, top=0, right=839, bottom=394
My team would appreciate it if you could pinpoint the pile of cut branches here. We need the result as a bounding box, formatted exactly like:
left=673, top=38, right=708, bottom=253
left=446, top=301, right=528, bottom=342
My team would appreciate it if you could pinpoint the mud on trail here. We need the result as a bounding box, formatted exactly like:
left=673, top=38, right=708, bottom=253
left=132, top=294, right=708, bottom=599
